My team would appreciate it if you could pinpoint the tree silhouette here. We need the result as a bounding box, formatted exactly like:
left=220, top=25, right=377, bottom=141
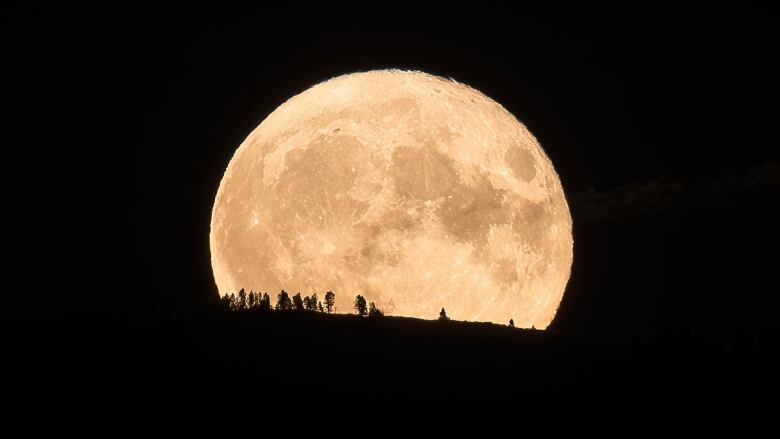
left=354, top=295, right=367, bottom=316
left=248, top=291, right=256, bottom=308
left=228, top=293, right=237, bottom=310
left=317, top=301, right=324, bottom=313
left=259, top=292, right=272, bottom=312
left=219, top=294, right=232, bottom=311
left=324, top=291, right=336, bottom=313
left=305, top=293, right=319, bottom=311
left=439, top=308, right=449, bottom=321
left=368, top=302, right=383, bottom=318
left=275, top=290, right=292, bottom=311
left=509, top=319, right=515, bottom=327
left=237, top=288, right=247, bottom=310
left=292, top=292, right=305, bottom=312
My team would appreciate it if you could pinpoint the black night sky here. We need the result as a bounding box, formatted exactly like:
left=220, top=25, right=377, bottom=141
left=5, top=4, right=779, bottom=433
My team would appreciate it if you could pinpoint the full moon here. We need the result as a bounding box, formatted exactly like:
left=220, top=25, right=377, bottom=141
left=210, top=70, right=572, bottom=328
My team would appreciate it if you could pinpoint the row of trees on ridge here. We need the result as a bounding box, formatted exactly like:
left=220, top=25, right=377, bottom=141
left=222, top=289, right=518, bottom=327
left=220, top=289, right=384, bottom=317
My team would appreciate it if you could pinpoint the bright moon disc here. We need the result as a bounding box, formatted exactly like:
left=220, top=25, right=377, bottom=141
left=210, top=70, right=572, bottom=328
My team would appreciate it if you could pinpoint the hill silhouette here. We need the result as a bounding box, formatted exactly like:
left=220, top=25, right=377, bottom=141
left=3, top=310, right=777, bottom=434
left=552, top=181, right=780, bottom=341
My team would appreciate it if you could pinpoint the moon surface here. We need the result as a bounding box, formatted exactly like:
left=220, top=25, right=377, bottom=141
left=210, top=70, right=572, bottom=328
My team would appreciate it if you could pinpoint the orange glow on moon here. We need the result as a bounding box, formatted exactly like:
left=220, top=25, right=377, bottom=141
left=210, top=70, right=573, bottom=328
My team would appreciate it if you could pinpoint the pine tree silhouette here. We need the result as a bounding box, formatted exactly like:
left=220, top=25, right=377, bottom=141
left=237, top=288, right=247, bottom=310
left=324, top=291, right=336, bottom=313
left=259, top=292, right=272, bottom=312
left=248, top=291, right=256, bottom=308
left=354, top=295, right=367, bottom=316
left=275, top=290, right=292, bottom=311
left=219, top=294, right=232, bottom=311
left=368, top=302, right=383, bottom=318
left=307, top=293, right=319, bottom=311
left=292, top=292, right=305, bottom=311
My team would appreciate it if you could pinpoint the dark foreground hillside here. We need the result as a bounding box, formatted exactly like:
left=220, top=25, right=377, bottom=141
left=3, top=312, right=777, bottom=435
